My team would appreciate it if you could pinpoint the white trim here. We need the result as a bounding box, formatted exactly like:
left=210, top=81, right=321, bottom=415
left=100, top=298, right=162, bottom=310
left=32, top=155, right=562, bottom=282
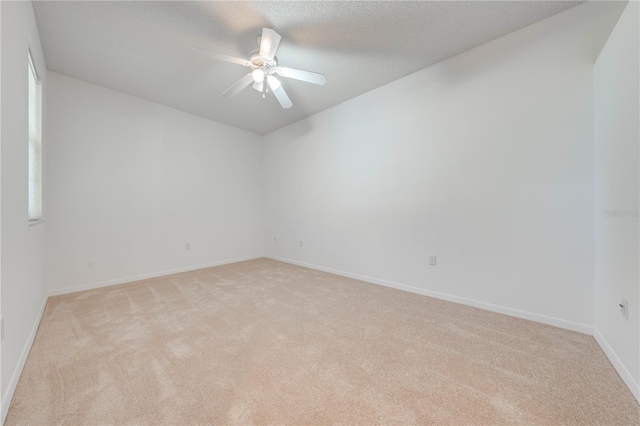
left=27, top=49, right=40, bottom=81
left=4, top=254, right=637, bottom=426
left=593, top=327, right=640, bottom=403
left=27, top=49, right=43, bottom=223
left=266, top=255, right=640, bottom=400
left=48, top=255, right=264, bottom=297
left=1, top=294, right=48, bottom=425
left=1, top=255, right=263, bottom=423
left=265, top=255, right=593, bottom=335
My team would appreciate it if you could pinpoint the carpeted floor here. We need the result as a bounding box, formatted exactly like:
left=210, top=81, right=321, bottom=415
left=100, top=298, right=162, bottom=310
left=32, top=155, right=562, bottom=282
left=6, top=258, right=639, bottom=425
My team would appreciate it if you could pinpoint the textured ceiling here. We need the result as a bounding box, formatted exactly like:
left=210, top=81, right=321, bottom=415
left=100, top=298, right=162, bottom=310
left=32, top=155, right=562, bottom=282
left=33, top=1, right=587, bottom=134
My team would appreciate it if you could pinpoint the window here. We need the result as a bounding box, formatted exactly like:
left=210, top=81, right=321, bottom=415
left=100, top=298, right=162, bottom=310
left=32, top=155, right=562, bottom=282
left=28, top=51, right=42, bottom=223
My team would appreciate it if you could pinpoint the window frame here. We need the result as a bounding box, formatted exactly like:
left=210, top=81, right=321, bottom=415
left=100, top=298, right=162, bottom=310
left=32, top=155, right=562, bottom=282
left=28, top=50, right=43, bottom=224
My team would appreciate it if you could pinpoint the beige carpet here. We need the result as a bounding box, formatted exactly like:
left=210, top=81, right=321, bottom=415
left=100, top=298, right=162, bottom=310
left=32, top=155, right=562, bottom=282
left=6, top=258, right=639, bottom=425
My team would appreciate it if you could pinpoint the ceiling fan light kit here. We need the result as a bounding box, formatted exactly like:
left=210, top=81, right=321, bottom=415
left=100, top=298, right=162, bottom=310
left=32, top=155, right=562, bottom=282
left=192, top=27, right=326, bottom=109
left=251, top=69, right=265, bottom=84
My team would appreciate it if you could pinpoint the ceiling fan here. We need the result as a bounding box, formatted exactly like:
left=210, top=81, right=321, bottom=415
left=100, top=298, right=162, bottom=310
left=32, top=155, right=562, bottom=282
left=192, top=28, right=326, bottom=109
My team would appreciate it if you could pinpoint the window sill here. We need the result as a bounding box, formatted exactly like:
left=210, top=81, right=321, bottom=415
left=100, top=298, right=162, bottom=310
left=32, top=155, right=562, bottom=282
left=28, top=219, right=44, bottom=227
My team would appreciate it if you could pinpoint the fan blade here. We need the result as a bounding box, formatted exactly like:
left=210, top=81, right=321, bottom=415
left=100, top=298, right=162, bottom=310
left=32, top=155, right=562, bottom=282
left=191, top=47, right=251, bottom=67
left=277, top=66, right=326, bottom=85
left=223, top=73, right=254, bottom=97
left=267, top=75, right=292, bottom=109
left=259, top=28, right=281, bottom=61
left=252, top=81, right=264, bottom=92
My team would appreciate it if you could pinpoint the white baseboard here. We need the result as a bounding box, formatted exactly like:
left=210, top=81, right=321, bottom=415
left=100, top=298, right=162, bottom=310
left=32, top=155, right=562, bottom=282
left=265, top=255, right=593, bottom=335
left=4, top=253, right=637, bottom=426
left=1, top=293, right=48, bottom=425
left=47, top=254, right=264, bottom=297
left=593, top=328, right=640, bottom=403
left=2, top=254, right=263, bottom=424
left=265, top=255, right=640, bottom=401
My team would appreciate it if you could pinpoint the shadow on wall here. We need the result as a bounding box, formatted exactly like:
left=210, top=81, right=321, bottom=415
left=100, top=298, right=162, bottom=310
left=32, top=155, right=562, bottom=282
left=431, top=1, right=626, bottom=88
left=269, top=112, right=314, bottom=139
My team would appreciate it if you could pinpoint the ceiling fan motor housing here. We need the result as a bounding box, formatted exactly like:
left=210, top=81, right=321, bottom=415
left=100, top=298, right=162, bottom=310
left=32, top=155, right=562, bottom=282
left=249, top=49, right=278, bottom=74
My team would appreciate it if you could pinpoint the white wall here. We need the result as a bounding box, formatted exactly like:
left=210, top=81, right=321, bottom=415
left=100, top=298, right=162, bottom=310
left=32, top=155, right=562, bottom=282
left=45, top=72, right=263, bottom=294
left=262, top=2, right=625, bottom=332
left=1, top=0, right=637, bottom=416
left=594, top=1, right=639, bottom=401
left=0, top=0, right=48, bottom=421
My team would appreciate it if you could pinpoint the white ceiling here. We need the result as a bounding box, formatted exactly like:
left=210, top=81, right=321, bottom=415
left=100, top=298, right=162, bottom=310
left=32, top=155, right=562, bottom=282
left=33, top=1, right=586, bottom=135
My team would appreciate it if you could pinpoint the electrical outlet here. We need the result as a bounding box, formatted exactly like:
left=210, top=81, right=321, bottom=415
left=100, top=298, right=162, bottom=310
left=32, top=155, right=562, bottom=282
left=429, top=255, right=437, bottom=266
left=619, top=300, right=629, bottom=319
left=185, top=243, right=191, bottom=250
left=1, top=317, right=4, bottom=341
left=300, top=240, right=304, bottom=247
